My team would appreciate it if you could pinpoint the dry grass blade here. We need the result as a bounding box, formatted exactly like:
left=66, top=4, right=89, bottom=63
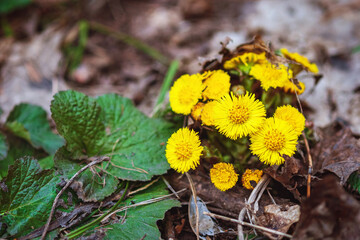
left=185, top=172, right=200, bottom=240
left=204, top=212, right=293, bottom=239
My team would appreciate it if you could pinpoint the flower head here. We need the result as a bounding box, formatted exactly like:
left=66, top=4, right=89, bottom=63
left=280, top=48, right=319, bottom=73
left=274, top=105, right=305, bottom=136
left=210, top=162, right=238, bottom=191
left=242, top=169, right=263, bottom=190
left=191, top=102, right=205, bottom=121
left=283, top=80, right=305, bottom=95
left=201, top=101, right=217, bottom=126
left=250, top=118, right=298, bottom=165
left=169, top=74, right=204, bottom=115
left=166, top=128, right=203, bottom=173
left=213, top=92, right=266, bottom=140
left=224, top=52, right=267, bottom=70
left=202, top=70, right=231, bottom=100
left=250, top=63, right=292, bottom=91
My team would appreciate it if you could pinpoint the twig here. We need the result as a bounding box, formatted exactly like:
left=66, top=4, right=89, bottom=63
left=204, top=212, right=292, bottom=239
left=107, top=188, right=187, bottom=220
left=40, top=156, right=109, bottom=240
left=162, top=176, right=180, bottom=199
left=238, top=174, right=270, bottom=240
left=302, top=131, right=313, bottom=198
left=185, top=172, right=200, bottom=240
left=266, top=188, right=277, bottom=205
left=292, top=78, right=313, bottom=198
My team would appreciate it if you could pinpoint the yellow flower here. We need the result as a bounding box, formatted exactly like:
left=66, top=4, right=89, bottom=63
left=169, top=74, right=204, bottom=115
left=241, top=169, right=263, bottom=190
left=165, top=128, right=203, bottom=173
left=202, top=70, right=231, bottom=100
left=210, top=162, right=238, bottom=191
left=224, top=52, right=267, bottom=70
left=280, top=48, right=319, bottom=73
left=191, top=102, right=205, bottom=121
left=283, top=80, right=305, bottom=95
left=250, top=117, right=298, bottom=165
left=250, top=63, right=292, bottom=91
left=201, top=101, right=217, bottom=126
left=213, top=92, right=266, bottom=140
left=274, top=105, right=305, bottom=136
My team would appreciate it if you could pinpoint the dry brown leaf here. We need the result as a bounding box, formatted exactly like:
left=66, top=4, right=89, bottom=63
left=312, top=123, right=360, bottom=184
left=256, top=204, right=300, bottom=240
left=293, top=175, right=360, bottom=240
left=265, top=156, right=308, bottom=201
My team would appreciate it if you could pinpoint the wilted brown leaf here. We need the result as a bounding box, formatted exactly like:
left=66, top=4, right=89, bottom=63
left=293, top=175, right=360, bottom=240
left=265, top=156, right=308, bottom=201
left=257, top=204, right=300, bottom=240
left=312, top=123, right=360, bottom=184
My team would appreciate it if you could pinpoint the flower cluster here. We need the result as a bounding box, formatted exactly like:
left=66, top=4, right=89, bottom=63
left=165, top=39, right=318, bottom=191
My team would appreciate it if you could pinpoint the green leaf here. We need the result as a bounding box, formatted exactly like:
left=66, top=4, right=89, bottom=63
left=51, top=91, right=174, bottom=201
left=0, top=157, right=59, bottom=237
left=0, top=136, right=47, bottom=180
left=348, top=170, right=360, bottom=193
left=96, top=94, right=174, bottom=181
left=103, top=180, right=180, bottom=240
left=51, top=90, right=106, bottom=157
left=0, top=0, right=31, bottom=14
left=6, top=103, right=64, bottom=155
left=0, top=133, right=8, bottom=160
left=54, top=147, right=119, bottom=202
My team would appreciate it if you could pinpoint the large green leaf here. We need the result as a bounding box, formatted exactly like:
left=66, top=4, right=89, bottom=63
left=103, top=180, right=180, bottom=240
left=0, top=135, right=47, bottom=180
left=5, top=103, right=64, bottom=155
left=0, top=157, right=59, bottom=237
left=54, top=147, right=119, bottom=202
left=51, top=91, right=174, bottom=201
left=0, top=133, right=8, bottom=160
left=51, top=90, right=106, bottom=158
left=96, top=94, right=174, bottom=181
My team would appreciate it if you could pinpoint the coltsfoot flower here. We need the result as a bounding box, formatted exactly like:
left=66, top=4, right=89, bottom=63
left=210, top=162, right=238, bottom=191
left=201, top=101, right=217, bottom=126
left=224, top=52, right=267, bottom=70
left=274, top=105, right=305, bottom=136
left=169, top=74, right=204, bottom=115
left=280, top=48, right=319, bottom=74
left=250, top=117, right=298, bottom=165
left=191, top=102, right=205, bottom=121
left=241, top=169, right=263, bottom=190
left=250, top=63, right=292, bottom=91
left=202, top=70, right=231, bottom=100
left=283, top=80, right=305, bottom=95
left=166, top=128, right=203, bottom=173
left=213, top=92, right=266, bottom=140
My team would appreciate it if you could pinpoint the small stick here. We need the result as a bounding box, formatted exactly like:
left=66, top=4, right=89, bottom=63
left=162, top=176, right=180, bottom=199
left=185, top=172, right=199, bottom=240
left=302, top=131, right=313, bottom=198
left=292, top=78, right=313, bottom=198
left=238, top=174, right=270, bottom=240
left=40, top=156, right=109, bottom=240
left=204, top=212, right=292, bottom=239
